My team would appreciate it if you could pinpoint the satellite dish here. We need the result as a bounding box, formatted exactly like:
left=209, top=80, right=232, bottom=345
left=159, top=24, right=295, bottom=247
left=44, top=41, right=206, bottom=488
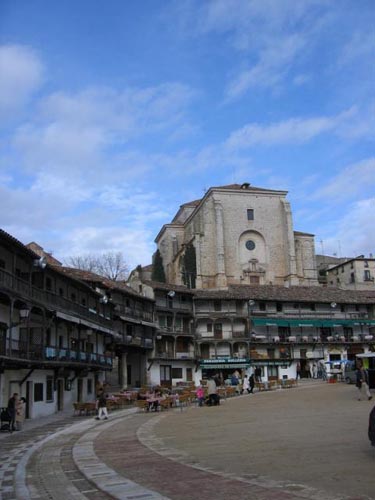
left=167, top=291, right=175, bottom=298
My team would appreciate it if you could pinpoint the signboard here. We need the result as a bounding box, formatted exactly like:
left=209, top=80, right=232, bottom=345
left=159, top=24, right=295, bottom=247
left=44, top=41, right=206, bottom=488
left=250, top=359, right=292, bottom=367
left=200, top=358, right=250, bottom=369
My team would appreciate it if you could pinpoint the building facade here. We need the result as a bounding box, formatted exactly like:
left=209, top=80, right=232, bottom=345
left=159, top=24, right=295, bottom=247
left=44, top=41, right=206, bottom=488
left=326, top=256, right=375, bottom=290
left=0, top=230, right=115, bottom=418
left=155, top=183, right=318, bottom=289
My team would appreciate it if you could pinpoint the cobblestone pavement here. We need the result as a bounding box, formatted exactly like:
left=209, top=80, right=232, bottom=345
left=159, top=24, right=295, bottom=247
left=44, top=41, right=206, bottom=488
left=0, top=381, right=373, bottom=500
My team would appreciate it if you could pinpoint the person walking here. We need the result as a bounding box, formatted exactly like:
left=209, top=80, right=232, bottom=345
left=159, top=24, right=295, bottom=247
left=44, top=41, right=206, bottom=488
left=242, top=375, right=250, bottom=394
left=7, top=393, right=18, bottom=431
left=95, top=390, right=109, bottom=420
left=16, top=397, right=26, bottom=431
left=356, top=364, right=372, bottom=401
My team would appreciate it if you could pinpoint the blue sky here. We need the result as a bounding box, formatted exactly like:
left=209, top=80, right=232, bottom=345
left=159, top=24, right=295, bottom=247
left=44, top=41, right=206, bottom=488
left=1, top=0, right=374, bottom=268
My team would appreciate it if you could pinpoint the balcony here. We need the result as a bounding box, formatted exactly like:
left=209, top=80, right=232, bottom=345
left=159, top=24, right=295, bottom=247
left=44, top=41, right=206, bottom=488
left=0, top=268, right=112, bottom=329
left=117, top=305, right=154, bottom=323
left=0, top=340, right=113, bottom=367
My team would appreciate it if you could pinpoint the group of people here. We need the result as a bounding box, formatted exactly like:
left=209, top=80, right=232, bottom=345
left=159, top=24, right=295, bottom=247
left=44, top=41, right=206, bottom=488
left=6, top=393, right=26, bottom=431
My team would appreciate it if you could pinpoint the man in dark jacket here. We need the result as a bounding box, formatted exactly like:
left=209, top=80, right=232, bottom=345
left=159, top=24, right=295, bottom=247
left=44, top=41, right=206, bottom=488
left=369, top=405, right=375, bottom=446
left=7, top=393, right=18, bottom=431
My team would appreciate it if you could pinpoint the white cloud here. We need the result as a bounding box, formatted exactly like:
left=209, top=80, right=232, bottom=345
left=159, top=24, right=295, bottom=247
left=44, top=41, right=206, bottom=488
left=225, top=108, right=355, bottom=149
left=0, top=45, right=44, bottom=118
left=320, top=198, right=375, bottom=257
left=312, top=158, right=375, bottom=202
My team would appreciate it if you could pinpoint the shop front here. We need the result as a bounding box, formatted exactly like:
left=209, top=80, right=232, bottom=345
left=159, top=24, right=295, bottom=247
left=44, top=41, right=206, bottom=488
left=199, top=358, right=251, bottom=382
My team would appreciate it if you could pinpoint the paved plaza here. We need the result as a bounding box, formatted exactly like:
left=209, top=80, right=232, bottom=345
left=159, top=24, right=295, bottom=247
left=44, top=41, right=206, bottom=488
left=0, top=380, right=374, bottom=500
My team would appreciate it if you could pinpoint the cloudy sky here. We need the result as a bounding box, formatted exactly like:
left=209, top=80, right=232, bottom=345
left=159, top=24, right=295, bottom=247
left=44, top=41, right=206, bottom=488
left=1, top=0, right=374, bottom=268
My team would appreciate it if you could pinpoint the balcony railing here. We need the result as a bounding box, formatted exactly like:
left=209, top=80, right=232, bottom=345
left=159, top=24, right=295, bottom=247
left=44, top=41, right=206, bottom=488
left=117, top=305, right=154, bottom=323
left=158, top=325, right=193, bottom=335
left=0, top=339, right=112, bottom=367
left=0, top=268, right=111, bottom=329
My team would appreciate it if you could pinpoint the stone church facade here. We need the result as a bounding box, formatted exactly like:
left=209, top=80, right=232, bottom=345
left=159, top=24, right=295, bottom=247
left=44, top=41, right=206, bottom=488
left=155, top=183, right=318, bottom=289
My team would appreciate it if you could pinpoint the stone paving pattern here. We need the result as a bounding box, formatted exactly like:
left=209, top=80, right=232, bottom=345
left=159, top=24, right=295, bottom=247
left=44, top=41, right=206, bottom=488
left=0, top=380, right=373, bottom=500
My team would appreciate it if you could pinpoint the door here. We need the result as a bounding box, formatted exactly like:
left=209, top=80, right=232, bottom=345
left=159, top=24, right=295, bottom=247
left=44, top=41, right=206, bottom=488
left=160, top=365, right=172, bottom=387
left=77, top=378, right=83, bottom=402
left=57, top=379, right=64, bottom=411
left=26, top=381, right=33, bottom=419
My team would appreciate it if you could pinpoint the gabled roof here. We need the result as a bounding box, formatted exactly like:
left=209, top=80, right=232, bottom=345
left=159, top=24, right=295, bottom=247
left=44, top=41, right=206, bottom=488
left=0, top=228, right=40, bottom=260
left=54, top=266, right=153, bottom=301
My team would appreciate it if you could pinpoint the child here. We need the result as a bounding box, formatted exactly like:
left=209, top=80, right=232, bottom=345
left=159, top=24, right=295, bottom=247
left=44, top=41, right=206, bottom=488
left=196, top=386, right=205, bottom=407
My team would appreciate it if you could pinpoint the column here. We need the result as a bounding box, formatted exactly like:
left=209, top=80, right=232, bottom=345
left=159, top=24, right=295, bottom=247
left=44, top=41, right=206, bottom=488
left=214, top=200, right=227, bottom=288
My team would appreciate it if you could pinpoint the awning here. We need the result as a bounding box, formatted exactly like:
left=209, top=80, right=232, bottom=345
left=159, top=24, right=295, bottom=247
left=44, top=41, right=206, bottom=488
left=252, top=317, right=375, bottom=328
left=56, top=311, right=116, bottom=336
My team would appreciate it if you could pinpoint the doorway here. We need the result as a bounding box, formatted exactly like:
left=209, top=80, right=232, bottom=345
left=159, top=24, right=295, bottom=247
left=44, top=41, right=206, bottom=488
left=57, top=379, right=64, bottom=411
left=160, top=365, right=172, bottom=387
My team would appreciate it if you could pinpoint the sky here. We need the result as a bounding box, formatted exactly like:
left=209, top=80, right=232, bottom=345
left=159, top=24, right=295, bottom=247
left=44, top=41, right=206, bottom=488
left=0, top=0, right=374, bottom=269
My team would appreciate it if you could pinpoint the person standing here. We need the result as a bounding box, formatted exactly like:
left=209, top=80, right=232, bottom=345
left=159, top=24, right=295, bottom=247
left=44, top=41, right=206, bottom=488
left=249, top=374, right=255, bottom=394
left=305, top=361, right=311, bottom=378
left=16, top=397, right=26, bottom=431
left=95, top=390, right=109, bottom=420
left=7, top=393, right=18, bottom=431
left=196, top=386, right=205, bottom=407
left=296, top=362, right=301, bottom=380
left=207, top=376, right=219, bottom=406
left=356, top=364, right=372, bottom=401
left=369, top=404, right=375, bottom=447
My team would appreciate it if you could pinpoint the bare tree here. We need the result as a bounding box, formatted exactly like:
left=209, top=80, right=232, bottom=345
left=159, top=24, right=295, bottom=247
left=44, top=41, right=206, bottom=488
left=95, top=252, right=129, bottom=281
left=65, top=252, right=129, bottom=281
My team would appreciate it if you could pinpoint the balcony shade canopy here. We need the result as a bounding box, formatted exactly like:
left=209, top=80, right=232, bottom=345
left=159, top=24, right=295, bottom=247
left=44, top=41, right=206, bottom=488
left=252, top=318, right=375, bottom=327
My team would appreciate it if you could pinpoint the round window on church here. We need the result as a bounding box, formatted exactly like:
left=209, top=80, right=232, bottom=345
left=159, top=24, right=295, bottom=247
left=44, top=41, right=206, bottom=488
left=245, top=240, right=256, bottom=251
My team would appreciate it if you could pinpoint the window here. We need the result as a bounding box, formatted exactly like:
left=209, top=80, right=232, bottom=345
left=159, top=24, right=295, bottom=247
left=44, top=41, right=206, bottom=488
left=87, top=379, right=93, bottom=395
left=207, top=323, right=213, bottom=333
left=214, top=323, right=222, bottom=335
left=276, top=302, right=283, bottom=312
left=34, top=383, right=44, bottom=402
left=250, top=276, right=259, bottom=284
left=341, top=267, right=344, bottom=273
left=46, top=376, right=54, bottom=402
left=59, top=287, right=64, bottom=297
left=186, top=367, right=193, bottom=381
left=259, top=302, right=266, bottom=311
left=364, top=270, right=371, bottom=281
left=309, top=303, right=316, bottom=311
left=213, top=300, right=221, bottom=311
left=46, top=328, right=51, bottom=346
left=71, top=293, right=76, bottom=302
left=171, top=368, right=183, bottom=378
left=245, top=240, right=256, bottom=250
left=81, top=297, right=86, bottom=306
left=364, top=261, right=369, bottom=268
left=46, top=277, right=52, bottom=290
left=350, top=273, right=355, bottom=283
left=247, top=209, right=254, bottom=220
left=126, top=324, right=133, bottom=335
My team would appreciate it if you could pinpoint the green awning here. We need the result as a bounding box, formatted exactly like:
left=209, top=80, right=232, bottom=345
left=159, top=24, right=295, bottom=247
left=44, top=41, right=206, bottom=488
left=252, top=318, right=375, bottom=328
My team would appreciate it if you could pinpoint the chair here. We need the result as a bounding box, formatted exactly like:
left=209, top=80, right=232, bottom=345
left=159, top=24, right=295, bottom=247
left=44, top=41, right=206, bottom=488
left=135, top=400, right=149, bottom=412
left=73, top=402, right=86, bottom=416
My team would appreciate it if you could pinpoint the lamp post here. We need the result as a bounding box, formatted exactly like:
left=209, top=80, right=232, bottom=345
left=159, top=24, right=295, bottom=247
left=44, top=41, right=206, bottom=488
left=247, top=300, right=255, bottom=364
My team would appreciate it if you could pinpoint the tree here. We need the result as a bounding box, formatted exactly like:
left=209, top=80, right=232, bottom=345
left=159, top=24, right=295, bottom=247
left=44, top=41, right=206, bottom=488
left=65, top=252, right=129, bottom=281
left=182, top=243, right=196, bottom=289
left=151, top=249, right=166, bottom=282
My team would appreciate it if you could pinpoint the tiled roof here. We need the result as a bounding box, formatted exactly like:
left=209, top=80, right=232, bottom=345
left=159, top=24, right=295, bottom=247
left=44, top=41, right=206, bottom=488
left=143, top=280, right=195, bottom=294
left=193, top=284, right=375, bottom=304
left=54, top=266, right=151, bottom=300
left=0, top=228, right=40, bottom=259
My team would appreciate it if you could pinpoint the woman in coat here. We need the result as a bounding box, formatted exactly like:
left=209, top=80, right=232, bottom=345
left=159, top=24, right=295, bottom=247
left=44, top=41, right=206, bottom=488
left=16, top=397, right=26, bottom=431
